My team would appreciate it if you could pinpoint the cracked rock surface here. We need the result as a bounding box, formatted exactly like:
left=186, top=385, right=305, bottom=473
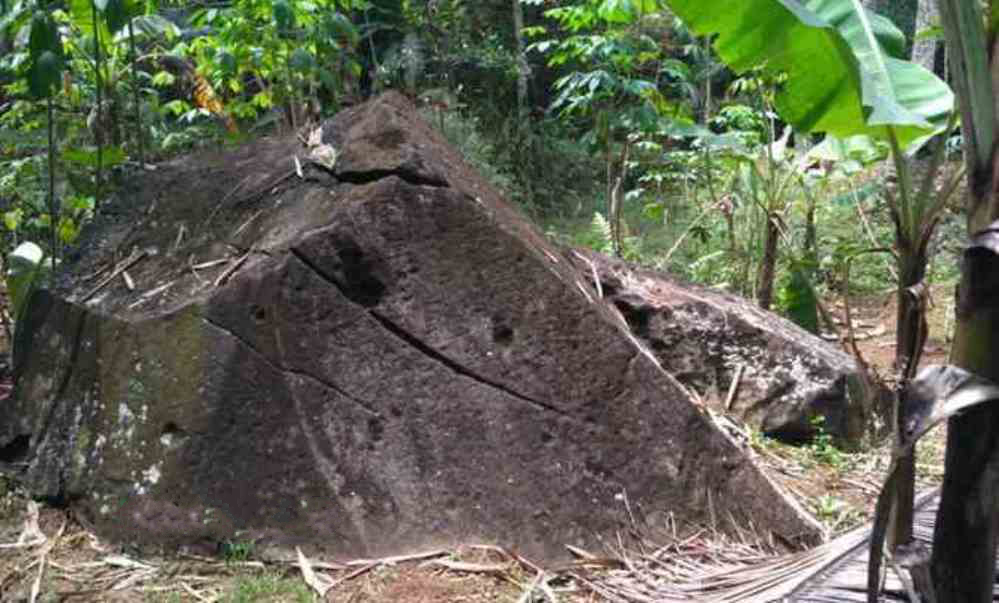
left=0, top=92, right=821, bottom=560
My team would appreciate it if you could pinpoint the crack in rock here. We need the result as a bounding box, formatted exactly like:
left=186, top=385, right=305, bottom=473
left=289, top=249, right=580, bottom=422
left=336, top=167, right=448, bottom=189
left=200, top=316, right=380, bottom=417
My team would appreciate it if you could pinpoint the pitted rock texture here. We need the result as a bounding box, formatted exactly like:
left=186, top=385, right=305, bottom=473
left=0, top=92, right=821, bottom=561
left=570, top=250, right=876, bottom=444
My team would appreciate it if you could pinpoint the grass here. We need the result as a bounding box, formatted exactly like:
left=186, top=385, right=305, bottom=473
left=222, top=572, right=315, bottom=603
left=221, top=538, right=256, bottom=563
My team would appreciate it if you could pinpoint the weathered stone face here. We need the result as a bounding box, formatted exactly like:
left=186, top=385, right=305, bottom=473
left=571, top=251, right=876, bottom=444
left=0, top=92, right=821, bottom=560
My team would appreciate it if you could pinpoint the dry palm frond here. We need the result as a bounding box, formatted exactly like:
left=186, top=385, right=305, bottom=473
left=564, top=519, right=868, bottom=603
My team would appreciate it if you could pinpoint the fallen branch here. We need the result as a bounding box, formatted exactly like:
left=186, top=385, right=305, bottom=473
left=80, top=251, right=149, bottom=302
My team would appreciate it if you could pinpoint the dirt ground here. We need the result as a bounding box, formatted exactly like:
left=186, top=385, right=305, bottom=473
left=0, top=286, right=953, bottom=602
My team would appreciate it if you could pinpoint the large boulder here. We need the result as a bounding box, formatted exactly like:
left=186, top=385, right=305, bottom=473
left=569, top=250, right=876, bottom=443
left=0, top=92, right=821, bottom=560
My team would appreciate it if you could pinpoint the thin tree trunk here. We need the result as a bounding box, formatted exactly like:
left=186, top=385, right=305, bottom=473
left=46, top=96, right=58, bottom=277
left=911, top=0, right=939, bottom=72
left=757, top=212, right=779, bottom=310
left=512, top=0, right=528, bottom=121
left=92, top=1, right=103, bottom=212
left=889, top=251, right=929, bottom=548
left=128, top=18, right=144, bottom=165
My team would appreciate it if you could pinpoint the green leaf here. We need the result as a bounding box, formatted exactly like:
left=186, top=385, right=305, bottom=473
left=28, top=13, right=60, bottom=57
left=27, top=49, right=62, bottom=98
left=288, top=47, right=315, bottom=73
left=63, top=145, right=126, bottom=167
left=324, top=12, right=358, bottom=46
left=598, top=0, right=661, bottom=24
left=58, top=216, right=80, bottom=244
left=3, top=210, right=23, bottom=232
left=68, top=0, right=113, bottom=40
left=151, top=70, right=175, bottom=87
left=808, top=134, right=887, bottom=165
left=131, top=14, right=180, bottom=39
left=663, top=0, right=954, bottom=149
left=781, top=265, right=819, bottom=334
left=103, top=0, right=140, bottom=34
left=218, top=51, right=238, bottom=76
left=273, top=0, right=294, bottom=32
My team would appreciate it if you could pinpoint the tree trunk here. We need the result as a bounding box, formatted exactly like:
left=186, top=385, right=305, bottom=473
left=512, top=0, right=528, bottom=121
left=930, top=234, right=999, bottom=601
left=889, top=251, right=929, bottom=549
left=757, top=212, right=779, bottom=311
left=911, top=0, right=939, bottom=72
left=930, top=1, right=999, bottom=600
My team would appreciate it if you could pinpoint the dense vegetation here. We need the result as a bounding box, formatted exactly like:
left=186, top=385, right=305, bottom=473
left=0, top=0, right=950, bottom=320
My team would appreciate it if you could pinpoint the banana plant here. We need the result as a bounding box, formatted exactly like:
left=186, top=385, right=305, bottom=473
left=663, top=0, right=956, bottom=555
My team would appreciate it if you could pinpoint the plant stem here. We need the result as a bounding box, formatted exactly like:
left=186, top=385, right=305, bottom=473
left=46, top=95, right=58, bottom=285
left=128, top=17, right=144, bottom=165
left=92, top=0, right=104, bottom=212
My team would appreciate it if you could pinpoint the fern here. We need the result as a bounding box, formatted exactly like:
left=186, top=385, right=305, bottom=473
left=574, top=212, right=643, bottom=259
left=590, top=212, right=614, bottom=253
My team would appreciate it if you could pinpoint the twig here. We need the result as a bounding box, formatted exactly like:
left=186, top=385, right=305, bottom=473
left=81, top=251, right=148, bottom=302
left=233, top=209, right=265, bottom=237
left=180, top=581, right=215, bottom=603
left=855, top=190, right=899, bottom=282
left=725, top=364, right=745, bottom=411
left=662, top=202, right=716, bottom=265
left=207, top=170, right=296, bottom=225
left=127, top=282, right=174, bottom=310
left=29, top=519, right=66, bottom=603
left=344, top=549, right=449, bottom=567
left=213, top=249, right=252, bottom=287
left=327, top=562, right=377, bottom=589
left=173, top=224, right=186, bottom=251
left=426, top=559, right=510, bottom=573
left=572, top=250, right=604, bottom=299
left=192, top=259, right=230, bottom=270
left=516, top=571, right=548, bottom=603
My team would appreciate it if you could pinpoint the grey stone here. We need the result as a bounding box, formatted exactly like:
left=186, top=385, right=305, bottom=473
left=0, top=92, right=822, bottom=561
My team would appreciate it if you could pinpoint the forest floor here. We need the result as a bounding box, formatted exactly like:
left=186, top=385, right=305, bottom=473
left=0, top=286, right=953, bottom=602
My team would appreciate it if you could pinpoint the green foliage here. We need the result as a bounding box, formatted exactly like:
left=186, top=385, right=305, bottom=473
left=537, top=1, right=678, bottom=142
left=220, top=538, right=255, bottom=563
left=567, top=212, right=642, bottom=259
left=778, top=264, right=819, bottom=333
left=186, top=0, right=361, bottom=125
left=809, top=415, right=846, bottom=468
left=222, top=572, right=314, bottom=603
left=26, top=14, right=65, bottom=99
left=813, top=493, right=863, bottom=531
left=663, top=0, right=953, bottom=149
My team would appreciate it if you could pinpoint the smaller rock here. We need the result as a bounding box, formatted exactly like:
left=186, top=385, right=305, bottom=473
left=571, top=250, right=878, bottom=444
